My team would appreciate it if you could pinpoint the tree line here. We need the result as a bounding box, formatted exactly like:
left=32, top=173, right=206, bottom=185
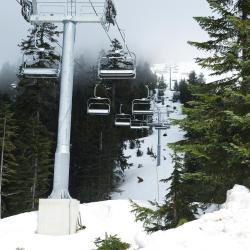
left=0, top=23, right=157, bottom=217
left=132, top=0, right=250, bottom=232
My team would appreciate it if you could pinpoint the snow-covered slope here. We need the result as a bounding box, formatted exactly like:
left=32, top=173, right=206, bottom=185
left=1, top=185, right=250, bottom=250
left=136, top=185, right=250, bottom=250
left=112, top=89, right=185, bottom=203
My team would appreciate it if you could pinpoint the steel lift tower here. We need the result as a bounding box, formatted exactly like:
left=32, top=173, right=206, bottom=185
left=19, top=0, right=116, bottom=235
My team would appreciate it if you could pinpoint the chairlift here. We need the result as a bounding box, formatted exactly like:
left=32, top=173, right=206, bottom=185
left=141, top=120, right=150, bottom=129
left=115, top=114, right=131, bottom=126
left=130, top=119, right=143, bottom=130
left=155, top=122, right=171, bottom=130
left=20, top=48, right=61, bottom=79
left=87, top=85, right=111, bottom=115
left=132, top=86, right=153, bottom=115
left=130, top=115, right=149, bottom=130
left=114, top=104, right=131, bottom=127
left=21, top=0, right=33, bottom=22
left=98, top=51, right=136, bottom=79
left=87, top=97, right=111, bottom=115
left=105, top=0, right=117, bottom=25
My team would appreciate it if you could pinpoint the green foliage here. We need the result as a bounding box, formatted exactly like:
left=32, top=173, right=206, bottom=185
left=0, top=17, right=158, bottom=216
left=131, top=154, right=197, bottom=233
left=165, top=0, right=250, bottom=222
left=188, top=0, right=250, bottom=92
left=136, top=149, right=143, bottom=157
left=0, top=95, right=18, bottom=216
left=158, top=75, right=167, bottom=90
left=94, top=234, right=130, bottom=250
left=178, top=71, right=205, bottom=105
left=129, top=140, right=136, bottom=150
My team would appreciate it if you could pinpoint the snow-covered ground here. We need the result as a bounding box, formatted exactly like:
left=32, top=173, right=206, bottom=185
left=2, top=65, right=247, bottom=249
left=112, top=89, right=185, bottom=203
left=151, top=61, right=231, bottom=84
left=1, top=185, right=250, bottom=250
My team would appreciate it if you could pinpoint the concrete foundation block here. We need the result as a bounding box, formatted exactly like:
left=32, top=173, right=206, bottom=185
left=37, top=199, right=80, bottom=235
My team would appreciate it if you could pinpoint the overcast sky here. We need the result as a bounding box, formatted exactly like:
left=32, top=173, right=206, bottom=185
left=0, top=0, right=212, bottom=68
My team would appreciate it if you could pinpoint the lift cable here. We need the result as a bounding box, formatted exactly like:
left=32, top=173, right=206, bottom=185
left=114, top=19, right=132, bottom=57
left=88, top=0, right=113, bottom=43
left=41, top=33, right=86, bottom=72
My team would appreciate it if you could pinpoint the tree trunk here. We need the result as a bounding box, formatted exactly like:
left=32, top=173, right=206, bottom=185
left=0, top=117, right=7, bottom=219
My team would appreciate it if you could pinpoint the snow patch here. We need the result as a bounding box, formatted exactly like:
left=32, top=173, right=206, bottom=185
left=1, top=185, right=250, bottom=250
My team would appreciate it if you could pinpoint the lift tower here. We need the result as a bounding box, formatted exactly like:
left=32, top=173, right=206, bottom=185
left=19, top=0, right=116, bottom=235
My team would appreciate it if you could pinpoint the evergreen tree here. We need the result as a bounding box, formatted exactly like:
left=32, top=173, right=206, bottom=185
left=131, top=154, right=196, bottom=232
left=158, top=75, right=167, bottom=90
left=188, top=0, right=250, bottom=91
left=174, top=0, right=250, bottom=210
left=0, top=95, right=18, bottom=217
left=104, top=39, right=132, bottom=70
left=11, top=23, right=60, bottom=213
left=133, top=0, right=250, bottom=231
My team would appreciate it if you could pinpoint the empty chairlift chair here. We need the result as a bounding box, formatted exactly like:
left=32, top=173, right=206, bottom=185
left=98, top=52, right=136, bottom=79
left=132, top=85, right=154, bottom=116
left=87, top=97, right=111, bottom=115
left=154, top=122, right=171, bottom=130
left=87, top=84, right=111, bottom=115
left=115, top=104, right=131, bottom=127
left=132, top=98, right=153, bottom=116
left=130, top=119, right=143, bottom=130
left=115, top=114, right=131, bottom=126
left=21, top=49, right=61, bottom=79
left=140, top=120, right=150, bottom=129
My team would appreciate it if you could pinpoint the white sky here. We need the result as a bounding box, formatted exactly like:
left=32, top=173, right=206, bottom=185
left=0, top=0, right=212, bottom=67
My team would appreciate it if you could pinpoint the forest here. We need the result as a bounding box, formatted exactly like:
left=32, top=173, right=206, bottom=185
left=0, top=0, right=249, bottom=238
left=0, top=23, right=158, bottom=217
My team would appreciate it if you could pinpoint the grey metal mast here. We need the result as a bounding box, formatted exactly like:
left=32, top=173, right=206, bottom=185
left=157, top=110, right=161, bottom=167
left=50, top=21, right=76, bottom=198
left=19, top=0, right=117, bottom=199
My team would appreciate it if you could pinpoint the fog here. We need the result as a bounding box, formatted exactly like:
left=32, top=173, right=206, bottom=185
left=0, top=0, right=212, bottom=68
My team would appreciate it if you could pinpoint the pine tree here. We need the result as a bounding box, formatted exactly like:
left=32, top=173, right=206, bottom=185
left=11, top=23, right=60, bottom=212
left=132, top=0, right=250, bottom=230
left=173, top=0, right=250, bottom=207
left=188, top=0, right=250, bottom=91
left=131, top=154, right=196, bottom=232
left=103, top=38, right=136, bottom=71
left=0, top=95, right=18, bottom=218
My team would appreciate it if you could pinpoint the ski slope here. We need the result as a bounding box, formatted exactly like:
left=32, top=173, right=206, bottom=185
left=1, top=185, right=250, bottom=250
left=111, top=89, right=185, bottom=203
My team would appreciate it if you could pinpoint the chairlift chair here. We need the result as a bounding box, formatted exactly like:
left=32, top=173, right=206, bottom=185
left=98, top=52, right=136, bottom=79
left=130, top=119, right=143, bottom=130
left=140, top=120, right=150, bottom=129
left=21, top=49, right=61, bottom=79
left=87, top=97, right=111, bottom=115
left=115, top=114, right=131, bottom=127
left=154, top=122, right=171, bottom=130
left=105, top=0, right=117, bottom=24
left=114, top=104, right=131, bottom=126
left=132, top=98, right=153, bottom=116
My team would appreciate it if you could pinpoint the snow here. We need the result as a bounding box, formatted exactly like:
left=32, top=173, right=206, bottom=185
left=151, top=61, right=231, bottom=84
left=1, top=185, right=250, bottom=250
left=136, top=185, right=250, bottom=250
left=111, top=89, right=185, bottom=203
left=1, top=66, right=248, bottom=249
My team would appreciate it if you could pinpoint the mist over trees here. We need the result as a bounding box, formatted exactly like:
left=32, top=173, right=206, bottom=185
left=132, top=0, right=250, bottom=232
left=0, top=63, right=17, bottom=93
left=0, top=23, right=157, bottom=217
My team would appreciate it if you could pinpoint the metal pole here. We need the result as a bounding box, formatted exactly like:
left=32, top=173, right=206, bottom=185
left=169, top=67, right=172, bottom=91
left=157, top=111, right=161, bottom=167
left=0, top=117, right=6, bottom=219
left=49, top=21, right=76, bottom=199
